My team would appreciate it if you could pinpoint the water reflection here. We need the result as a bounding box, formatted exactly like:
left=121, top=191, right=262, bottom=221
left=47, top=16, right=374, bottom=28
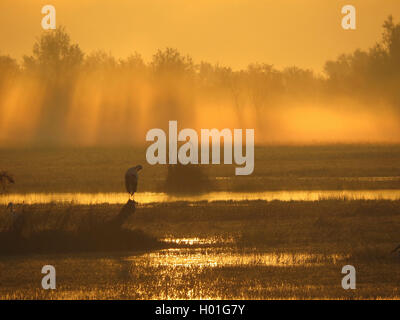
left=1, top=189, right=400, bottom=205
left=162, top=237, right=223, bottom=245
left=0, top=241, right=374, bottom=299
left=126, top=247, right=347, bottom=268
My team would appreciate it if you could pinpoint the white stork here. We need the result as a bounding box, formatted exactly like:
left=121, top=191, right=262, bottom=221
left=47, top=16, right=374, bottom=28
left=125, top=165, right=143, bottom=199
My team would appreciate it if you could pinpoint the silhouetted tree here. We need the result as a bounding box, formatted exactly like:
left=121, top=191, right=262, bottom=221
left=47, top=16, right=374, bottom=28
left=23, top=27, right=83, bottom=145
left=150, top=48, right=196, bottom=129
left=324, top=16, right=400, bottom=110
left=23, top=27, right=83, bottom=78
left=0, top=55, right=19, bottom=80
left=151, top=47, right=194, bottom=77
left=0, top=55, right=19, bottom=101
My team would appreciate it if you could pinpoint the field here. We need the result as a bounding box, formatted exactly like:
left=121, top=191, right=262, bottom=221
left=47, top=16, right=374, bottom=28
left=0, top=145, right=399, bottom=299
left=1, top=145, right=400, bottom=193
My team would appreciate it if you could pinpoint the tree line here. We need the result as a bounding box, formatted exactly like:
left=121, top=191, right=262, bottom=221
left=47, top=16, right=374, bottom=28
left=0, top=16, right=399, bottom=146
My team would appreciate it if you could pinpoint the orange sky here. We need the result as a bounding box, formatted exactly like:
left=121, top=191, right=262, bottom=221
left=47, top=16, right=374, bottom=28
left=1, top=0, right=400, bottom=72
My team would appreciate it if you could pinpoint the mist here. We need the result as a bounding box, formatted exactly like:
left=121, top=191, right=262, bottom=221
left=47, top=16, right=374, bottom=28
left=1, top=17, right=400, bottom=147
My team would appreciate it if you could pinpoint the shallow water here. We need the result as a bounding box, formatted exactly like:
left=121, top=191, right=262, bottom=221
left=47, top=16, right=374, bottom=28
left=1, top=189, right=400, bottom=205
left=133, top=247, right=347, bottom=268
left=0, top=240, right=349, bottom=299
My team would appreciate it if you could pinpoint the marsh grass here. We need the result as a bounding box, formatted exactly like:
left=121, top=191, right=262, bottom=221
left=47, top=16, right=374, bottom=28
left=2, top=199, right=399, bottom=258
left=164, top=163, right=213, bottom=194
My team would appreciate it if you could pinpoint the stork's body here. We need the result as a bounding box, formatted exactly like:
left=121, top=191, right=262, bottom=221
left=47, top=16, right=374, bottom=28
left=125, top=165, right=142, bottom=199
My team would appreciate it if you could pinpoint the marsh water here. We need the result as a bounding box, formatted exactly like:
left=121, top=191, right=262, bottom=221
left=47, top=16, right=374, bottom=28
left=1, top=187, right=400, bottom=298
left=1, top=189, right=400, bottom=205
left=0, top=239, right=350, bottom=299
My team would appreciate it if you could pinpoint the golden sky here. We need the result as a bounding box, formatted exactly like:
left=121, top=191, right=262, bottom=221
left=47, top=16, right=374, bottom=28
left=1, top=0, right=400, bottom=72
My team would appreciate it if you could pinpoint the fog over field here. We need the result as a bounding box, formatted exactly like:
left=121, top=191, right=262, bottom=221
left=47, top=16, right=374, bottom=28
left=1, top=16, right=400, bottom=146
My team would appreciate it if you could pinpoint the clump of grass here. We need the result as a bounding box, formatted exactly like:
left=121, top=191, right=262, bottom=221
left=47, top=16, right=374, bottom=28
left=0, top=228, right=163, bottom=255
left=164, top=163, right=212, bottom=194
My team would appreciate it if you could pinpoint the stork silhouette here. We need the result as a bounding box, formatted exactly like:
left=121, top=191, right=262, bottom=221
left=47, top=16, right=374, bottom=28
left=125, top=165, right=142, bottom=200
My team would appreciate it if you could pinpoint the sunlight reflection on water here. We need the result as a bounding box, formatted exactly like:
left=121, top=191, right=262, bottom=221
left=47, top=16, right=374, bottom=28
left=1, top=189, right=400, bottom=205
left=162, top=237, right=224, bottom=245
left=125, top=247, right=347, bottom=268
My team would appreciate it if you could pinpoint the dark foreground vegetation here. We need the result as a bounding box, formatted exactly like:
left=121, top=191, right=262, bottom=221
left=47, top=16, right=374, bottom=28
left=1, top=199, right=399, bottom=258
left=0, top=201, right=164, bottom=255
left=0, top=228, right=163, bottom=255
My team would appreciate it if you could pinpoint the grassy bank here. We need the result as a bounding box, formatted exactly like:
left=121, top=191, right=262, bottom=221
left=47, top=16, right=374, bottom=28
left=1, top=199, right=399, bottom=258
